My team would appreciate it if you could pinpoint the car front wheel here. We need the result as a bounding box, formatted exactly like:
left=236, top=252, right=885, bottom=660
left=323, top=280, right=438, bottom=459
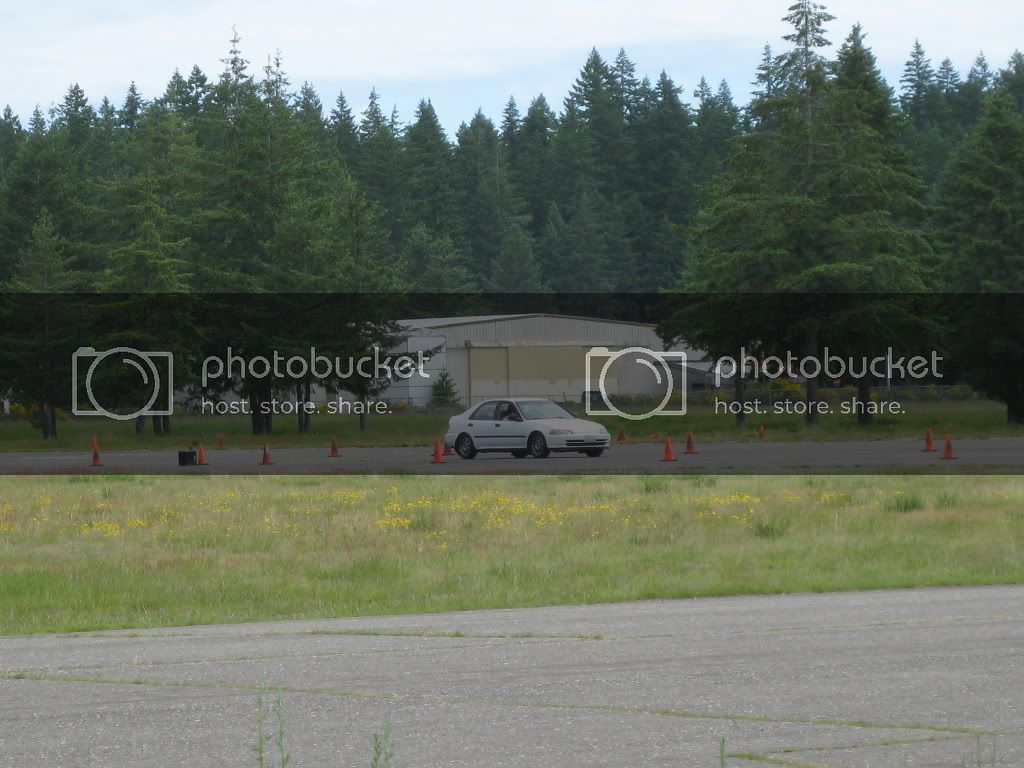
left=527, top=432, right=550, bottom=459
left=455, top=433, right=477, bottom=459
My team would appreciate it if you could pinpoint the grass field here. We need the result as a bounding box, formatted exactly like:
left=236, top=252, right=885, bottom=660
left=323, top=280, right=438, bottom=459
left=1, top=398, right=1019, bottom=451
left=1, top=474, right=1022, bottom=635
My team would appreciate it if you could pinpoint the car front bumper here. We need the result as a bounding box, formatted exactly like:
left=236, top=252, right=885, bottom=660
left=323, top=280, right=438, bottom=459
left=547, top=434, right=610, bottom=451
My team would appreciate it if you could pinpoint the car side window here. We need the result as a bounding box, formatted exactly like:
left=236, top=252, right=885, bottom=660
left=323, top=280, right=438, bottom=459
left=470, top=402, right=497, bottom=420
left=497, top=401, right=522, bottom=421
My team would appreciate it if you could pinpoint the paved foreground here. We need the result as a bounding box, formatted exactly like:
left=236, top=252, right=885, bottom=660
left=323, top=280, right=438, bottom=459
left=1, top=586, right=1022, bottom=767
left=3, top=436, right=1023, bottom=474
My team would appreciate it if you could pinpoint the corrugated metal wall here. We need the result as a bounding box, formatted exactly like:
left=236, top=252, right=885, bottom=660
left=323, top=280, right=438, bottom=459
left=385, top=315, right=698, bottom=406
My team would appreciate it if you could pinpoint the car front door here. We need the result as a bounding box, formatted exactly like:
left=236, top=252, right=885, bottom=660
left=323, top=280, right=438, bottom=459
left=495, top=401, right=528, bottom=450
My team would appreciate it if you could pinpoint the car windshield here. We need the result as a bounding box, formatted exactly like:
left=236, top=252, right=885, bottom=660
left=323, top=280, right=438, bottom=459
left=517, top=400, right=573, bottom=421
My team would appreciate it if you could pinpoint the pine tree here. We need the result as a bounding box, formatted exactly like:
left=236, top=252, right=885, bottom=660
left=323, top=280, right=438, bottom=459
left=833, top=24, right=897, bottom=135
left=997, top=51, right=1024, bottom=111
left=454, top=111, right=526, bottom=281
left=2, top=210, right=80, bottom=438
left=485, top=225, right=546, bottom=291
left=750, top=45, right=783, bottom=127
left=98, top=205, right=190, bottom=291
left=610, top=48, right=641, bottom=118
left=936, top=92, right=1024, bottom=421
left=511, top=95, right=557, bottom=236
left=683, top=10, right=933, bottom=425
left=402, top=100, right=459, bottom=236
left=120, top=82, right=145, bottom=130
left=630, top=71, right=695, bottom=229
left=402, top=223, right=476, bottom=291
left=355, top=88, right=404, bottom=243
left=7, top=209, right=78, bottom=292
left=956, top=53, right=993, bottom=128
left=0, top=106, right=23, bottom=181
left=777, top=0, right=836, bottom=91
left=499, top=96, right=520, bottom=164
left=567, top=49, right=628, bottom=197
left=692, top=77, right=739, bottom=183
left=51, top=83, right=95, bottom=152
left=900, top=40, right=938, bottom=125
left=0, top=112, right=78, bottom=282
left=329, top=90, right=359, bottom=168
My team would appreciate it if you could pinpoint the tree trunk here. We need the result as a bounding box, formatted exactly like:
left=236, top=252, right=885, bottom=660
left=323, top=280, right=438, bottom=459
left=1009, top=376, right=1024, bottom=424
left=152, top=414, right=165, bottom=436
left=250, top=391, right=272, bottom=435
left=734, top=374, right=746, bottom=427
left=804, top=330, right=819, bottom=428
left=856, top=377, right=873, bottom=426
left=250, top=392, right=264, bottom=435
left=37, top=406, right=52, bottom=440
left=46, top=402, right=57, bottom=438
left=135, top=415, right=146, bottom=438
left=160, top=414, right=171, bottom=435
left=296, top=381, right=311, bottom=434
left=359, top=396, right=368, bottom=433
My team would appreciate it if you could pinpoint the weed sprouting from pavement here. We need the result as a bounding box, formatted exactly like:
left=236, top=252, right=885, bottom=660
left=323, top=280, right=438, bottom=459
left=254, top=689, right=289, bottom=768
left=370, top=726, right=394, bottom=768
left=253, top=693, right=392, bottom=768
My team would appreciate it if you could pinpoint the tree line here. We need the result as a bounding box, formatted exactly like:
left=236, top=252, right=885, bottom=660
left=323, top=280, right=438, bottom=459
left=1, top=9, right=1019, bottom=295
left=0, top=1, right=1022, bottom=431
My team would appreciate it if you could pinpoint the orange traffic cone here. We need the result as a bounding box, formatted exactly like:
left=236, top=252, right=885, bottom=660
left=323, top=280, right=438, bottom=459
left=757, top=423, right=766, bottom=440
left=616, top=426, right=629, bottom=444
left=91, top=434, right=99, bottom=452
left=661, top=436, right=676, bottom=462
left=329, top=437, right=340, bottom=457
left=940, top=433, right=957, bottom=460
left=431, top=438, right=445, bottom=464
left=217, top=433, right=225, bottom=450
left=922, top=428, right=936, bottom=452
left=260, top=445, right=273, bottom=466
left=90, top=436, right=102, bottom=467
left=197, top=443, right=208, bottom=465
left=685, top=432, right=698, bottom=455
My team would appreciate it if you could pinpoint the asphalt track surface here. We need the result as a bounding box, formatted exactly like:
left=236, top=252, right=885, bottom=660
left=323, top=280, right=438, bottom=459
left=1, top=586, right=1021, bottom=767
left=1, top=437, right=1022, bottom=474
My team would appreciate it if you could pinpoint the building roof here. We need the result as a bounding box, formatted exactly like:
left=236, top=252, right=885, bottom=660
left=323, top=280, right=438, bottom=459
left=398, top=313, right=657, bottom=330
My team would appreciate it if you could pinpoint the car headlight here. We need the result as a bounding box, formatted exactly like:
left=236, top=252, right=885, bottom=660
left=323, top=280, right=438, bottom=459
left=549, top=429, right=574, bottom=435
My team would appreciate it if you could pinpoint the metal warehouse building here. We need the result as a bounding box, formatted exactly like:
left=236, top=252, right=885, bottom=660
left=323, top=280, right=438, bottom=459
left=385, top=313, right=707, bottom=406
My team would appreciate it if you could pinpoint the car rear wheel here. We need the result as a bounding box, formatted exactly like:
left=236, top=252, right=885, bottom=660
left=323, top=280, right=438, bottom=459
left=583, top=448, right=605, bottom=457
left=527, top=432, right=550, bottom=459
left=455, top=433, right=477, bottom=459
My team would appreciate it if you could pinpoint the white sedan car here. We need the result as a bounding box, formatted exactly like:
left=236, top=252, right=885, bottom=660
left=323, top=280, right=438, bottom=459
left=444, top=398, right=610, bottom=459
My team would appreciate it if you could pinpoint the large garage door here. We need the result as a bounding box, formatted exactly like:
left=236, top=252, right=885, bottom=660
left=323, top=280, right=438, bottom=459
left=468, top=347, right=509, bottom=400
left=468, top=346, right=611, bottom=403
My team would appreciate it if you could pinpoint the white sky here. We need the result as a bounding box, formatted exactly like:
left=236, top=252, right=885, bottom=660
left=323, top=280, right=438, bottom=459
left=1, top=1, right=1020, bottom=133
